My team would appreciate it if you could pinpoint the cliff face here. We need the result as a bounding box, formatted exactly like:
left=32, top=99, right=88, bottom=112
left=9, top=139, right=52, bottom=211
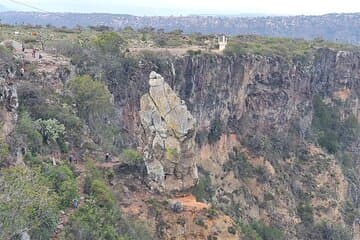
left=4, top=43, right=360, bottom=239
left=105, top=48, right=360, bottom=238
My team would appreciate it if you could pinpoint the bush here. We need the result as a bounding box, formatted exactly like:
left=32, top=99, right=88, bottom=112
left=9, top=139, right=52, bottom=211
left=0, top=45, right=13, bottom=61
left=308, top=222, right=351, bottom=240
left=228, top=226, right=237, bottom=235
left=312, top=96, right=359, bottom=153
left=241, top=223, right=262, bottom=240
left=68, top=75, right=112, bottom=122
left=165, top=147, right=179, bottom=161
left=0, top=166, right=59, bottom=240
left=250, top=221, right=284, bottom=240
left=16, top=112, right=43, bottom=153
left=90, top=179, right=115, bottom=209
left=297, top=202, right=314, bottom=225
left=194, top=217, right=206, bottom=227
left=192, top=168, right=213, bottom=202
left=35, top=118, right=66, bottom=144
left=187, top=49, right=202, bottom=56
left=83, top=161, right=115, bottom=209
left=342, top=201, right=358, bottom=225
left=224, top=147, right=255, bottom=179
left=264, top=192, right=275, bottom=201
left=121, top=148, right=142, bottom=164
left=0, top=138, right=9, bottom=165
left=208, top=116, right=223, bottom=144
left=47, top=165, right=78, bottom=208
left=66, top=202, right=153, bottom=240
left=92, top=32, right=126, bottom=53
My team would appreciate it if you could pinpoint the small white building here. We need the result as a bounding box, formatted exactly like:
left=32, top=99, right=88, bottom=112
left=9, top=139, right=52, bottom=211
left=218, top=35, right=228, bottom=51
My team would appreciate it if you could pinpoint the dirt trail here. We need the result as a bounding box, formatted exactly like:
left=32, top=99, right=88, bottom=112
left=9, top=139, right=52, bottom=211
left=174, top=194, right=209, bottom=210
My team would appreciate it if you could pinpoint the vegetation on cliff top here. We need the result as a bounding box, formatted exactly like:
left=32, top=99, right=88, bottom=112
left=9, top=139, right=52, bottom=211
left=224, top=35, right=360, bottom=61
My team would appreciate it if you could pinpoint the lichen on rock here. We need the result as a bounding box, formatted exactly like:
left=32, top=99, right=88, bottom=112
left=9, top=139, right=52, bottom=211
left=139, top=71, right=198, bottom=193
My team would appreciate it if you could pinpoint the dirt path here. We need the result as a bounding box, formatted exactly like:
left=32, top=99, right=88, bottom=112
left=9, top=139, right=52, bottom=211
left=174, top=194, right=209, bottom=210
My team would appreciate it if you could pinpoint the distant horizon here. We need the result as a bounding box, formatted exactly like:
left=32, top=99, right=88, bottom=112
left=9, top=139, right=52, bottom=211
left=2, top=0, right=360, bottom=16
left=1, top=8, right=360, bottom=18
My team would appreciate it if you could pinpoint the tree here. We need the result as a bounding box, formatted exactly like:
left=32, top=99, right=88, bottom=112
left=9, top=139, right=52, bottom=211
left=68, top=75, right=112, bottom=123
left=16, top=112, right=43, bottom=153
left=92, top=32, right=126, bottom=53
left=0, top=166, right=58, bottom=239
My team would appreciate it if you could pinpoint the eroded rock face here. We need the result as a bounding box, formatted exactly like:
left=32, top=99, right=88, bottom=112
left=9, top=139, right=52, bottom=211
left=0, top=79, right=18, bottom=113
left=139, top=71, right=198, bottom=193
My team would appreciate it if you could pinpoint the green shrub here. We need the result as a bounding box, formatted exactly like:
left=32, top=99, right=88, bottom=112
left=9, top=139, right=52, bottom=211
left=342, top=201, right=358, bottom=225
left=187, top=49, right=202, bottom=56
left=47, top=165, right=78, bottom=208
left=192, top=168, right=213, bottom=202
left=297, top=202, right=314, bottom=225
left=165, top=147, right=179, bottom=161
left=240, top=223, right=262, bottom=240
left=92, top=32, right=126, bottom=53
left=264, top=192, right=275, bottom=201
left=194, top=217, right=206, bottom=227
left=90, top=179, right=115, bottom=209
left=223, top=35, right=359, bottom=61
left=0, top=166, right=59, bottom=240
left=68, top=75, right=120, bottom=151
left=208, top=116, right=223, bottom=144
left=59, top=180, right=78, bottom=208
left=16, top=112, right=43, bottom=153
left=228, top=226, right=237, bottom=234
left=35, top=118, right=66, bottom=144
left=83, top=161, right=115, bottom=208
left=318, top=132, right=338, bottom=154
left=0, top=45, right=13, bottom=61
left=0, top=138, right=9, bottom=165
left=57, top=138, right=69, bottom=153
left=66, top=202, right=153, bottom=240
left=250, top=221, right=284, bottom=240
left=308, top=222, right=351, bottom=240
left=121, top=148, right=142, bottom=164
left=225, top=147, right=255, bottom=179
left=312, top=96, right=359, bottom=153
left=68, top=75, right=112, bottom=122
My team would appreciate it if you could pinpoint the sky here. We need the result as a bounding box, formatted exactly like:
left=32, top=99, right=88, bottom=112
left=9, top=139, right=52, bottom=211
left=2, top=0, right=360, bottom=16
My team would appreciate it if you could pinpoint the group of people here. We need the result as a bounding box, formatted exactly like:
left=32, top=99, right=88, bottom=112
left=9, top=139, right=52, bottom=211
left=31, top=48, right=42, bottom=59
left=21, top=44, right=42, bottom=59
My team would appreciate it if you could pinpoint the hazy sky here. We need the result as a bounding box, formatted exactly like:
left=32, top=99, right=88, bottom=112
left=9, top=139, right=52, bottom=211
left=3, top=0, right=360, bottom=15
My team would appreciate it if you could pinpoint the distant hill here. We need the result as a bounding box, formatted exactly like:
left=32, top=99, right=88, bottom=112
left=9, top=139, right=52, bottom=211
left=1, top=12, right=360, bottom=44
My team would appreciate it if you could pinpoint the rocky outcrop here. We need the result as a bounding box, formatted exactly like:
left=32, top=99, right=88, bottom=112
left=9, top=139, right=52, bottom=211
left=0, top=78, right=18, bottom=139
left=0, top=79, right=18, bottom=113
left=139, top=71, right=198, bottom=193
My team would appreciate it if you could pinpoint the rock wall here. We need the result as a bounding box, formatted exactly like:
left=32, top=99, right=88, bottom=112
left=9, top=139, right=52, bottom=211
left=0, top=79, right=18, bottom=139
